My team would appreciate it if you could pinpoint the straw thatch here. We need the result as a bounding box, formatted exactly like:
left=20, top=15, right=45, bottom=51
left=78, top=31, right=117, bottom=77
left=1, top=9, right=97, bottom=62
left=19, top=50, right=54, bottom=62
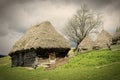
left=9, top=21, right=70, bottom=67
left=78, top=36, right=95, bottom=51
left=78, top=30, right=112, bottom=51
left=95, top=30, right=112, bottom=48
left=112, top=27, right=120, bottom=44
left=10, top=21, right=70, bottom=54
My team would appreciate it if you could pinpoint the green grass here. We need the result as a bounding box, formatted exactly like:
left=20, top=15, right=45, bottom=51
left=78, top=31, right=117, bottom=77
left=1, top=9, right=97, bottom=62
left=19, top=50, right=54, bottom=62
left=63, top=50, right=120, bottom=68
left=0, top=45, right=120, bottom=80
left=111, top=44, right=120, bottom=50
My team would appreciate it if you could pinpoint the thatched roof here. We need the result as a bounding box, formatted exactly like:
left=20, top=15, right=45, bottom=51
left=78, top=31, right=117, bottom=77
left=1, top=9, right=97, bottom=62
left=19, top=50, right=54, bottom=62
left=113, top=27, right=120, bottom=41
left=95, top=30, right=112, bottom=48
left=78, top=36, right=95, bottom=50
left=10, top=21, right=70, bottom=54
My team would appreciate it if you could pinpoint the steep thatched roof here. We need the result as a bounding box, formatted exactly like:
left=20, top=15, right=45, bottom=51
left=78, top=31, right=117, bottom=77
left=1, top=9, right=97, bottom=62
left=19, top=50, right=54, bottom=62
left=95, top=30, right=112, bottom=48
left=113, top=27, right=120, bottom=41
left=10, top=21, right=70, bottom=54
left=78, top=36, right=95, bottom=50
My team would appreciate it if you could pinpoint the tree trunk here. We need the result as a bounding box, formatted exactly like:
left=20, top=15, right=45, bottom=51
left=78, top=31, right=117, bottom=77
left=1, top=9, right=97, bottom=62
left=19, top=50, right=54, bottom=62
left=75, top=42, right=79, bottom=51
left=106, top=43, right=112, bottom=50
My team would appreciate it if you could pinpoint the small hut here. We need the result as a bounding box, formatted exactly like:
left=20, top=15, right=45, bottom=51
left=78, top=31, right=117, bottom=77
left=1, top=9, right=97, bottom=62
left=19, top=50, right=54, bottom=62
left=78, top=36, right=95, bottom=51
left=94, top=30, right=112, bottom=49
left=112, top=27, right=120, bottom=44
left=9, top=21, right=70, bottom=67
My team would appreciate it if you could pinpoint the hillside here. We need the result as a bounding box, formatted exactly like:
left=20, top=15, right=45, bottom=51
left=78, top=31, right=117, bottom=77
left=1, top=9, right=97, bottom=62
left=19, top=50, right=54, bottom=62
left=0, top=45, right=120, bottom=80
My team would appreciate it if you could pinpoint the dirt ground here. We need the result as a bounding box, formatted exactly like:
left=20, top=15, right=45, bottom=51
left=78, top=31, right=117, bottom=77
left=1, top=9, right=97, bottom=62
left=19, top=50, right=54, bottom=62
left=45, top=58, right=69, bottom=70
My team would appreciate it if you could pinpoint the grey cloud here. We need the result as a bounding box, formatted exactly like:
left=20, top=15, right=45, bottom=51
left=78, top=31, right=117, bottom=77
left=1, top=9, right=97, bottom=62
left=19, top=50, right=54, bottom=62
left=0, top=27, right=9, bottom=36
left=0, top=0, right=77, bottom=33
left=0, top=19, right=9, bottom=36
left=8, top=25, right=28, bottom=33
left=0, top=31, right=23, bottom=55
left=58, top=0, right=120, bottom=11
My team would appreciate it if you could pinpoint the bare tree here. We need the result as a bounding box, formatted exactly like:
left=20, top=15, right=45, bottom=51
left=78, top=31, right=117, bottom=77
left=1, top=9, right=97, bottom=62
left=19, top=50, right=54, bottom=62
left=63, top=4, right=102, bottom=50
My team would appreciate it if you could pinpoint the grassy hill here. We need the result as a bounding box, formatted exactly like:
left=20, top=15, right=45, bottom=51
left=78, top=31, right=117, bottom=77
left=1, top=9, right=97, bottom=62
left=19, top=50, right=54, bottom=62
left=0, top=45, right=120, bottom=80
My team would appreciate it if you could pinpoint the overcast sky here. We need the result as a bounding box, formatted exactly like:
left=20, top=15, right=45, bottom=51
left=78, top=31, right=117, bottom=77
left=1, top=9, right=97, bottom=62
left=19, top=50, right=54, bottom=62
left=0, top=0, right=120, bottom=55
